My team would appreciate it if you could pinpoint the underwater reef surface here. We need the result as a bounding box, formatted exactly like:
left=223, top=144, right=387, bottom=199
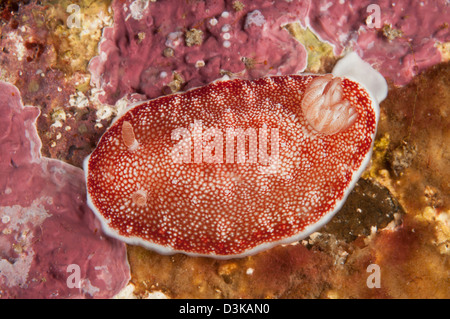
left=89, top=0, right=449, bottom=105
left=0, top=80, right=129, bottom=298
left=0, top=0, right=449, bottom=298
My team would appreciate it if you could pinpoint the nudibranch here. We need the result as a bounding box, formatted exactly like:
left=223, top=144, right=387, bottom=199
left=84, top=53, right=387, bottom=258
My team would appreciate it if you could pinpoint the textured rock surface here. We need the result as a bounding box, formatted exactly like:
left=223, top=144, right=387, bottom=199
left=89, top=0, right=309, bottom=105
left=90, top=0, right=449, bottom=108
left=0, top=0, right=113, bottom=168
left=0, top=80, right=130, bottom=298
left=307, top=0, right=450, bottom=85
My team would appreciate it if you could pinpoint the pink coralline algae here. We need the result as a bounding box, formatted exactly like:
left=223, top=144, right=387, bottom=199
left=89, top=0, right=310, bottom=105
left=307, top=0, right=450, bottom=86
left=0, top=81, right=130, bottom=298
left=90, top=0, right=449, bottom=106
left=85, top=53, right=387, bottom=258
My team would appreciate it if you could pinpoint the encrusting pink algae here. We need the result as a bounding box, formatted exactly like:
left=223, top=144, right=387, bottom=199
left=0, top=81, right=129, bottom=298
left=90, top=0, right=449, bottom=106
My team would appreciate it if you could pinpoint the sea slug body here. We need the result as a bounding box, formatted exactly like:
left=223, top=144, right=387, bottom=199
left=84, top=53, right=387, bottom=258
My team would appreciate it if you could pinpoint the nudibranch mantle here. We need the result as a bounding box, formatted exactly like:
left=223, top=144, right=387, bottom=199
left=84, top=53, right=387, bottom=258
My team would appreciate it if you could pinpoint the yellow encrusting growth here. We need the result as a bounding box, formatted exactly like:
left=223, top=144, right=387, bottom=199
left=284, top=23, right=335, bottom=73
left=44, top=0, right=113, bottom=74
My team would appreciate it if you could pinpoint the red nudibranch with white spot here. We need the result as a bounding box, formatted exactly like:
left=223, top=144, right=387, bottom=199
left=84, top=53, right=387, bottom=258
